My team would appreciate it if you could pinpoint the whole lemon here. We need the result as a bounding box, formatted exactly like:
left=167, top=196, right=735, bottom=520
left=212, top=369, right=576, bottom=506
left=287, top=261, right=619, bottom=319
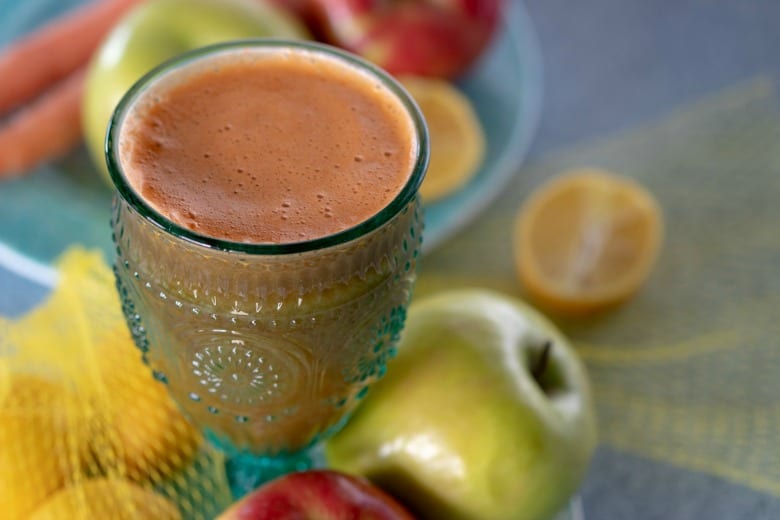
left=29, top=478, right=181, bottom=520
left=86, top=330, right=201, bottom=481
left=0, top=371, right=90, bottom=519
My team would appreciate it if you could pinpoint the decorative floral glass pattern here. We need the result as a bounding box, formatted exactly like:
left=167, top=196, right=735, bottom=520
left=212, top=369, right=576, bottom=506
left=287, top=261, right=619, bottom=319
left=112, top=196, right=422, bottom=456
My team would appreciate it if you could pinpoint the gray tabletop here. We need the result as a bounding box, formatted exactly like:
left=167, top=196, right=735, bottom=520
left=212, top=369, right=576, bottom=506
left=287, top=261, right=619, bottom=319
left=521, top=1, right=780, bottom=518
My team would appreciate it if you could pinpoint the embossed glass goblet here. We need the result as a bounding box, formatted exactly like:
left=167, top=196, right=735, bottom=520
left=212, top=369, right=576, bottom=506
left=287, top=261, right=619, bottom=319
left=105, top=41, right=428, bottom=497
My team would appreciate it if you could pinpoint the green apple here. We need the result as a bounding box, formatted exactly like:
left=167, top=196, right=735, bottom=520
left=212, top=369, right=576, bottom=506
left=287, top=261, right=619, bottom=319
left=325, top=289, right=597, bottom=520
left=83, top=0, right=310, bottom=182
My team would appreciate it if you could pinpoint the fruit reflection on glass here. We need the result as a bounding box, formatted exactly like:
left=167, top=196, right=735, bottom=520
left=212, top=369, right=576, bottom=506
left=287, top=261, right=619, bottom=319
left=106, top=39, right=428, bottom=497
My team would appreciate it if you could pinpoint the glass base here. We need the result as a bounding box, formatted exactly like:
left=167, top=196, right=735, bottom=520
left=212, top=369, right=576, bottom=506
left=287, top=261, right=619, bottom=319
left=225, top=451, right=310, bottom=498
left=221, top=443, right=328, bottom=499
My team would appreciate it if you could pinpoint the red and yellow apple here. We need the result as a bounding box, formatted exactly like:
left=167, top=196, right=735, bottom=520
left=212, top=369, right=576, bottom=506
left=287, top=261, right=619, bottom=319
left=217, top=470, right=414, bottom=519
left=311, top=0, right=503, bottom=78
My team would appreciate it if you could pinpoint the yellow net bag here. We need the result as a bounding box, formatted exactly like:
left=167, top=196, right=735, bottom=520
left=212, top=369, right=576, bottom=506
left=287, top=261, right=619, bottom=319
left=0, top=249, right=232, bottom=519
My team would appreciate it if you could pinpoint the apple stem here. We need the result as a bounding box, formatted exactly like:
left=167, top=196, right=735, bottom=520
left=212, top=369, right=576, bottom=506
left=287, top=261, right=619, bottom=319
left=532, top=340, right=552, bottom=383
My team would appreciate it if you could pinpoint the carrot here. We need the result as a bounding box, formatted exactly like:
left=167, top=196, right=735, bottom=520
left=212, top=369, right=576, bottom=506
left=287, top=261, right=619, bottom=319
left=0, top=0, right=142, bottom=115
left=0, top=68, right=86, bottom=178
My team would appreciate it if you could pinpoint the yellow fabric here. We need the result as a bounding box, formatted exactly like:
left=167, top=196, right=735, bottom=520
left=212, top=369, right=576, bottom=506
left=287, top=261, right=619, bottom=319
left=0, top=249, right=231, bottom=519
left=416, top=77, right=780, bottom=497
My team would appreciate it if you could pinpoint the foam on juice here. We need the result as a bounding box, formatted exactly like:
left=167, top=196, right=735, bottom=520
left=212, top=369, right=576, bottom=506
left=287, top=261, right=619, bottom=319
left=118, top=48, right=417, bottom=244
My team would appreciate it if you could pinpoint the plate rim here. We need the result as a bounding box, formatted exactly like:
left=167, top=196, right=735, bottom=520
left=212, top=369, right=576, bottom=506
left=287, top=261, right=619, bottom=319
left=420, top=0, right=544, bottom=253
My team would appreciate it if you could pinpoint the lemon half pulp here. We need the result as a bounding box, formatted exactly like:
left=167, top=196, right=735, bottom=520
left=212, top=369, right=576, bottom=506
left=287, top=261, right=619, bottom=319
left=515, top=169, right=664, bottom=315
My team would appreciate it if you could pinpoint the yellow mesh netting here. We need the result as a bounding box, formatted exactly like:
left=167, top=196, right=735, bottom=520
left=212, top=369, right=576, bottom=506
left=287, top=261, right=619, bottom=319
left=0, top=249, right=232, bottom=519
left=416, top=77, right=780, bottom=497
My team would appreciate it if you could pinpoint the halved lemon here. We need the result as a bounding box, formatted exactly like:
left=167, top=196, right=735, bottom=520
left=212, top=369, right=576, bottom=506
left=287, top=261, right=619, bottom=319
left=399, top=76, right=486, bottom=202
left=514, top=169, right=663, bottom=315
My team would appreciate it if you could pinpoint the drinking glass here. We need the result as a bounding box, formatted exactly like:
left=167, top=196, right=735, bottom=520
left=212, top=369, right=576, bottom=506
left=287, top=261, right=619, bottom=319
left=105, top=40, right=428, bottom=497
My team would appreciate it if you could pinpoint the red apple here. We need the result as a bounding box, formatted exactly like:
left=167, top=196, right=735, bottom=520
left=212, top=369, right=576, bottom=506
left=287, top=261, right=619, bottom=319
left=217, top=470, right=414, bottom=520
left=268, top=0, right=312, bottom=16
left=310, top=0, right=503, bottom=78
left=267, top=0, right=322, bottom=35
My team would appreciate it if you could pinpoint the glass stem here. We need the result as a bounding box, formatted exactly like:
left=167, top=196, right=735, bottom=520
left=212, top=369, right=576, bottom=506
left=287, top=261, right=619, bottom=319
left=225, top=449, right=318, bottom=499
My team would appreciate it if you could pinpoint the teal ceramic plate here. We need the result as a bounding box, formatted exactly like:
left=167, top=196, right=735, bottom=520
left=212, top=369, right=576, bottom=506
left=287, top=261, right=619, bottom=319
left=0, top=0, right=542, bottom=277
left=424, top=0, right=543, bottom=253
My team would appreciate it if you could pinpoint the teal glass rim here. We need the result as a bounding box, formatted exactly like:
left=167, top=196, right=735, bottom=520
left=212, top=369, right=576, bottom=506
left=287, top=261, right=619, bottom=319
left=105, top=38, right=429, bottom=255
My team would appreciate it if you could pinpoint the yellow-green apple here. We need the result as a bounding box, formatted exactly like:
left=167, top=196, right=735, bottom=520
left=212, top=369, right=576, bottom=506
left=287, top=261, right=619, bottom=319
left=82, top=0, right=310, bottom=182
left=310, top=0, right=503, bottom=78
left=326, top=289, right=598, bottom=520
left=216, top=470, right=414, bottom=519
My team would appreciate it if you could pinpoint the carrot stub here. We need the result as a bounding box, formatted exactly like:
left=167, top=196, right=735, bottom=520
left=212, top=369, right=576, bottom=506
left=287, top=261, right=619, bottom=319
left=0, top=68, right=86, bottom=178
left=0, top=0, right=141, bottom=114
